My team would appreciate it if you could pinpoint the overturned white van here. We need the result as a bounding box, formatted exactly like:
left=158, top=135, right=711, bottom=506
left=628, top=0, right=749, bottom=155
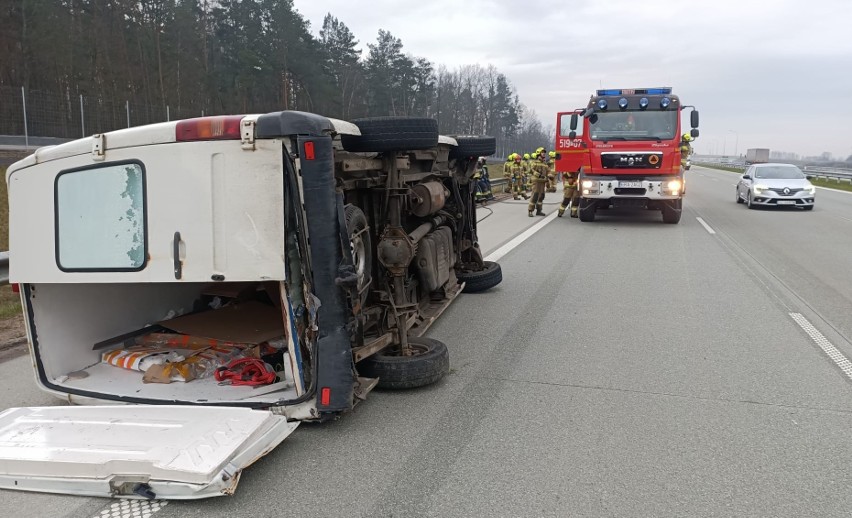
left=1, top=111, right=502, bottom=499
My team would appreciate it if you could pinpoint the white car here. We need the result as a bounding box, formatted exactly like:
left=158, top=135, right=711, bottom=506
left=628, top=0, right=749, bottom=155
left=735, top=163, right=815, bottom=210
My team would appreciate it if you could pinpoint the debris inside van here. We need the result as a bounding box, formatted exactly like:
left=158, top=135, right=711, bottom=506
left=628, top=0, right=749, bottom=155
left=214, top=358, right=278, bottom=386
left=157, top=300, right=286, bottom=344
left=102, top=341, right=252, bottom=383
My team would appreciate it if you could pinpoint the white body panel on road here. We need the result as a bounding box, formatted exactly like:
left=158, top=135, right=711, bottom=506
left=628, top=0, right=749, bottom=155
left=0, top=405, right=297, bottom=499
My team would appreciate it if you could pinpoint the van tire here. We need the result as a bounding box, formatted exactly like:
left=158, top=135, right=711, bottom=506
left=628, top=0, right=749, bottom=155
left=456, top=261, right=502, bottom=293
left=449, top=136, right=497, bottom=159
left=344, top=204, right=372, bottom=301
left=341, top=117, right=439, bottom=153
left=358, top=337, right=450, bottom=389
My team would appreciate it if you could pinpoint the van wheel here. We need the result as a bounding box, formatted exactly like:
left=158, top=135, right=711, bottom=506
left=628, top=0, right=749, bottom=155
left=344, top=205, right=372, bottom=301
left=358, top=337, right=450, bottom=389
left=456, top=261, right=502, bottom=293
left=449, top=136, right=497, bottom=159
left=341, top=117, right=439, bottom=153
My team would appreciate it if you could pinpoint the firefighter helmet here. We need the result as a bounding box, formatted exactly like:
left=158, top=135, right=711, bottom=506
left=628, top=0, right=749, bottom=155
left=682, top=133, right=693, bottom=142
left=523, top=153, right=530, bottom=160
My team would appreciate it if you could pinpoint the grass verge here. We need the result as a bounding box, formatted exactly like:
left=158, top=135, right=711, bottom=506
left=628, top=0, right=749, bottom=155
left=0, top=166, right=21, bottom=323
left=694, top=163, right=745, bottom=174
left=0, top=286, right=20, bottom=320
left=810, top=178, right=852, bottom=192
left=1, top=165, right=7, bottom=250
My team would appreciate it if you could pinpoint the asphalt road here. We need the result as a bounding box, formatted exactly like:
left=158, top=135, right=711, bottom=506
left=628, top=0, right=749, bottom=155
left=4, top=166, right=852, bottom=517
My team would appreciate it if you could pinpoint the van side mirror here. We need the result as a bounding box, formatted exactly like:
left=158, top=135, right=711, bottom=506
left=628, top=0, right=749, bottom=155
left=569, top=113, right=578, bottom=131
left=690, top=110, right=699, bottom=128
left=690, top=128, right=699, bottom=139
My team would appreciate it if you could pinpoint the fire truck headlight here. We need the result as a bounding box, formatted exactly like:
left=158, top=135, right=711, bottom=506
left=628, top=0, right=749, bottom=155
left=667, top=180, right=682, bottom=191
left=597, top=99, right=608, bottom=110
left=660, top=97, right=671, bottom=109
left=639, top=97, right=649, bottom=109
left=581, top=179, right=600, bottom=195
left=618, top=98, right=628, bottom=109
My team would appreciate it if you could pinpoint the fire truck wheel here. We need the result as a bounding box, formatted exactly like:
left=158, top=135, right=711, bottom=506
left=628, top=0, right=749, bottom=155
left=358, top=337, right=450, bottom=389
left=456, top=261, right=502, bottom=293
left=449, top=136, right=497, bottom=159
left=341, top=117, right=439, bottom=153
left=344, top=204, right=372, bottom=302
left=578, top=199, right=596, bottom=222
left=662, top=205, right=682, bottom=224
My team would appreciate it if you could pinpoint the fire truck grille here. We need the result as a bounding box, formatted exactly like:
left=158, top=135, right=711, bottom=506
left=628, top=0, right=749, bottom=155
left=601, top=152, right=664, bottom=170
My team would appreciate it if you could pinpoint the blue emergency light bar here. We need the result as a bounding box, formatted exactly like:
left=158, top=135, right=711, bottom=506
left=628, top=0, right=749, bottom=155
left=596, top=87, right=672, bottom=96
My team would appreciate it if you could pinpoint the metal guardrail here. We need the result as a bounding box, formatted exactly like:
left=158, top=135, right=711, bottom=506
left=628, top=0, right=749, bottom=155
left=803, top=166, right=852, bottom=181
left=0, top=251, right=8, bottom=285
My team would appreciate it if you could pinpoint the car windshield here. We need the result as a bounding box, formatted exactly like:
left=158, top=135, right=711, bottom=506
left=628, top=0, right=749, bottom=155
left=754, top=166, right=805, bottom=180
left=588, top=110, right=678, bottom=141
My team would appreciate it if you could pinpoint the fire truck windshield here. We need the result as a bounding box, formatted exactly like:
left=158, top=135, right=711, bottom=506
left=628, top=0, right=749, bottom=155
left=588, top=110, right=677, bottom=141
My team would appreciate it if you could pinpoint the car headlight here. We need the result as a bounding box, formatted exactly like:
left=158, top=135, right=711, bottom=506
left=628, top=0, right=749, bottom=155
left=753, top=184, right=769, bottom=194
left=804, top=185, right=816, bottom=195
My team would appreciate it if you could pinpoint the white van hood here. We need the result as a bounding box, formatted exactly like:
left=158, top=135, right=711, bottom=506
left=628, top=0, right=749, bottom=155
left=0, top=405, right=297, bottom=499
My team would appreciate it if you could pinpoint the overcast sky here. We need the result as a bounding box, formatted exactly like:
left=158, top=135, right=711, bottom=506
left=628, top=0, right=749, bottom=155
left=293, top=0, right=852, bottom=159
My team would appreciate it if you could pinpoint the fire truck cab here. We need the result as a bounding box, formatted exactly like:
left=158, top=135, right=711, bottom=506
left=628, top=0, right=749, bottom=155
left=556, top=88, right=699, bottom=224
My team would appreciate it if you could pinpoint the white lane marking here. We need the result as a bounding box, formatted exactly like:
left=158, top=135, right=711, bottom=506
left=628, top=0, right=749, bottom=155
left=790, top=313, right=852, bottom=380
left=485, top=211, right=559, bottom=262
left=695, top=217, right=716, bottom=235
left=93, top=499, right=168, bottom=518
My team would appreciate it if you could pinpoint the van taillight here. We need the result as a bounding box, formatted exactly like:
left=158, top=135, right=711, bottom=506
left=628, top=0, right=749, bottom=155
left=175, top=116, right=244, bottom=141
left=11, top=284, right=19, bottom=294
left=320, top=387, right=331, bottom=406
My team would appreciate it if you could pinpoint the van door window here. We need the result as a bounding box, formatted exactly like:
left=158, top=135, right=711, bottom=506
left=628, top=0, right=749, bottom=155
left=55, top=161, right=147, bottom=271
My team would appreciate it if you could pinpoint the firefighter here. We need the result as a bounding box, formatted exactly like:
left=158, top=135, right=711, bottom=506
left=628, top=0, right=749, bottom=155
left=680, top=133, right=693, bottom=167
left=547, top=150, right=558, bottom=193
left=522, top=153, right=532, bottom=195
left=503, top=154, right=514, bottom=193
left=473, top=157, right=494, bottom=202
left=528, top=148, right=549, bottom=217
left=558, top=164, right=580, bottom=218
left=509, top=153, right=529, bottom=200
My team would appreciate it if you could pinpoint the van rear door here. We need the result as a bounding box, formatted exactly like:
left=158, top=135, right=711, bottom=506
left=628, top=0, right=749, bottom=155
left=0, top=405, right=297, bottom=499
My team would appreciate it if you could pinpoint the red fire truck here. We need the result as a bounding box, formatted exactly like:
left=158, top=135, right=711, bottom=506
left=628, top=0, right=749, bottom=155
left=555, top=88, right=699, bottom=224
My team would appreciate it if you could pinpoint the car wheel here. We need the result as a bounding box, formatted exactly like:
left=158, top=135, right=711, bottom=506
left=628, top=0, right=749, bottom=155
left=735, top=188, right=743, bottom=204
left=746, top=191, right=755, bottom=210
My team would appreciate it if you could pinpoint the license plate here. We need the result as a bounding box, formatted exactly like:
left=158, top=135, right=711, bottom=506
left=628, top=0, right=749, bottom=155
left=619, top=181, right=642, bottom=188
left=777, top=200, right=796, bottom=205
